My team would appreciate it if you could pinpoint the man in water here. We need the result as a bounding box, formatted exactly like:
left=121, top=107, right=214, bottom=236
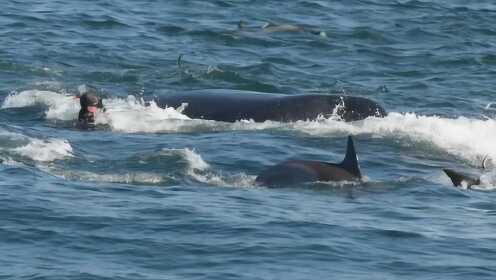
left=77, top=93, right=104, bottom=129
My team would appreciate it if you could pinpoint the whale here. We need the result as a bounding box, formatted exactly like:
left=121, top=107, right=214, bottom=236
left=255, top=136, right=362, bottom=187
left=443, top=169, right=481, bottom=189
left=238, top=21, right=326, bottom=36
left=443, top=156, right=493, bottom=189
left=154, top=90, right=386, bottom=122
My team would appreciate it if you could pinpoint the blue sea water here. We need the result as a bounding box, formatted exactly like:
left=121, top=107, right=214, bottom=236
left=1, top=0, right=496, bottom=279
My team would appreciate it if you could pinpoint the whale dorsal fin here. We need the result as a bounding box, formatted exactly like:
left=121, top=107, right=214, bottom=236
left=339, top=136, right=361, bottom=178
left=443, top=169, right=480, bottom=188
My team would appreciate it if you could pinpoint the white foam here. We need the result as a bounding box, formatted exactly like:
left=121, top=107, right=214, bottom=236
left=161, top=148, right=256, bottom=187
left=49, top=169, right=164, bottom=184
left=290, top=112, right=496, bottom=166
left=98, top=95, right=191, bottom=132
left=180, top=147, right=256, bottom=187
left=2, top=90, right=61, bottom=108
left=159, top=147, right=211, bottom=176
left=13, top=138, right=73, bottom=162
left=102, top=100, right=285, bottom=133
left=4, top=90, right=496, bottom=167
left=473, top=171, right=496, bottom=191
left=1, top=90, right=80, bottom=120
left=188, top=170, right=257, bottom=188
left=38, top=147, right=256, bottom=186
left=180, top=148, right=210, bottom=170
left=0, top=130, right=73, bottom=162
left=1, top=90, right=193, bottom=130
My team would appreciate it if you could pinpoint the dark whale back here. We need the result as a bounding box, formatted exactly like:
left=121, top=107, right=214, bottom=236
left=155, top=90, right=385, bottom=122
left=157, top=90, right=281, bottom=122
left=255, top=136, right=362, bottom=187
left=339, top=95, right=387, bottom=122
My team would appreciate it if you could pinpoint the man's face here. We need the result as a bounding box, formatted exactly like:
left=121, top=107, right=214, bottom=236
left=80, top=94, right=100, bottom=125
left=87, top=105, right=98, bottom=123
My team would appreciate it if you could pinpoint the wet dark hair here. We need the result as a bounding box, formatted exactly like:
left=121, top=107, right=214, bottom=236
left=80, top=93, right=100, bottom=108
left=78, top=93, right=103, bottom=128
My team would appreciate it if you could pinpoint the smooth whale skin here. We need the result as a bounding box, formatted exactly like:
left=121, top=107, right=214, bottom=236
left=255, top=136, right=362, bottom=187
left=155, top=90, right=386, bottom=122
left=443, top=169, right=480, bottom=189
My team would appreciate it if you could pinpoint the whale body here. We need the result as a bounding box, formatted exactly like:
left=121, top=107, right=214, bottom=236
left=155, top=90, right=386, bottom=122
left=238, top=21, right=326, bottom=36
left=255, top=136, right=362, bottom=187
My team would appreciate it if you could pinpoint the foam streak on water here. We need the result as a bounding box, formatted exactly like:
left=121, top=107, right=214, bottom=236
left=2, top=90, right=79, bottom=120
left=13, top=138, right=73, bottom=162
left=294, top=113, right=496, bottom=165
left=161, top=148, right=256, bottom=187
left=0, top=129, right=73, bottom=162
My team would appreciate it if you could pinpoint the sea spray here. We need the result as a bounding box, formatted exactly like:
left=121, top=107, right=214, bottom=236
left=0, top=130, right=73, bottom=162
left=164, top=148, right=256, bottom=187
left=2, top=90, right=79, bottom=121
left=4, top=90, right=496, bottom=166
left=13, top=138, right=73, bottom=162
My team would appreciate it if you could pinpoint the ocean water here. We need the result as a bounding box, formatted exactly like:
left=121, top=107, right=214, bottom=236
left=1, top=0, right=496, bottom=279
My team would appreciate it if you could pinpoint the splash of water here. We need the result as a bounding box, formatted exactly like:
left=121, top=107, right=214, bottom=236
left=2, top=90, right=79, bottom=121
left=162, top=148, right=256, bottom=187
left=0, top=129, right=73, bottom=162
left=13, top=138, right=73, bottom=162
left=3, top=90, right=496, bottom=167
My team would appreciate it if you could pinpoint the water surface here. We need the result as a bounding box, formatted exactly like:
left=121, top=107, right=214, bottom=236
left=1, top=1, right=496, bottom=279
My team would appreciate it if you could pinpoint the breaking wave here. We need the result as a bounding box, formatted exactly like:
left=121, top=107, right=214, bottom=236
left=3, top=90, right=496, bottom=167
left=2, top=90, right=80, bottom=120
left=291, top=113, right=496, bottom=166
left=31, top=146, right=256, bottom=187
left=0, top=130, right=73, bottom=162
left=162, top=148, right=256, bottom=187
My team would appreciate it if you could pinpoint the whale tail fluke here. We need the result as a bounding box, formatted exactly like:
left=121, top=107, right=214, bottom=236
left=339, top=136, right=361, bottom=178
left=443, top=169, right=480, bottom=188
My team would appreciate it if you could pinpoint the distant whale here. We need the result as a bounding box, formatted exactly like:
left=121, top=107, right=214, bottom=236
left=155, top=90, right=386, bottom=122
left=255, top=136, right=362, bottom=187
left=238, top=21, right=326, bottom=36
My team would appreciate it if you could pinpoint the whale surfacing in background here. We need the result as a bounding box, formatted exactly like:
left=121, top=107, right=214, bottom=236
left=255, top=136, right=362, bottom=187
left=238, top=21, right=326, bottom=36
left=155, top=90, right=386, bottom=123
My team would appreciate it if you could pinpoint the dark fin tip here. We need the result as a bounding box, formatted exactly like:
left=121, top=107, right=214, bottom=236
left=443, top=168, right=480, bottom=188
left=443, top=169, right=462, bottom=187
left=340, top=135, right=361, bottom=178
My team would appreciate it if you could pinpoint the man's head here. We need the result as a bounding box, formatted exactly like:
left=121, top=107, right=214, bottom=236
left=78, top=93, right=103, bottom=126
